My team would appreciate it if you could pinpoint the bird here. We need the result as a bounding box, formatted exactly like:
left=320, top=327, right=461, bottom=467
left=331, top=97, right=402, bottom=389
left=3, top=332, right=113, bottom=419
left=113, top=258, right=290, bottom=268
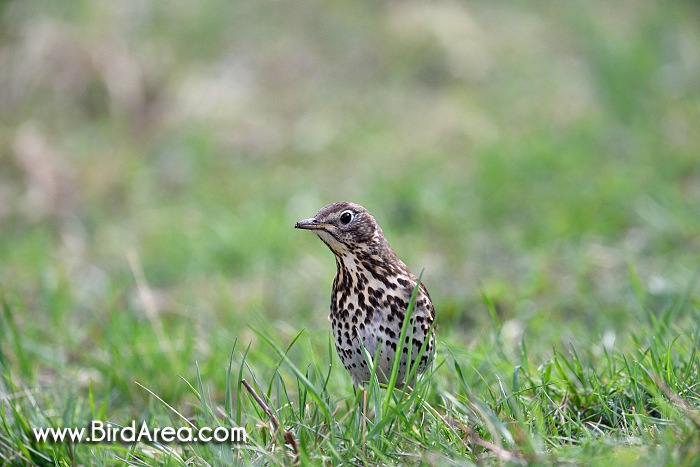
left=295, top=201, right=435, bottom=387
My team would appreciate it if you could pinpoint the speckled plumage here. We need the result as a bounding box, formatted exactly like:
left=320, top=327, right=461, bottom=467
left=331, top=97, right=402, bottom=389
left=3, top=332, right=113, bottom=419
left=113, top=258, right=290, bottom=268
left=295, top=202, right=435, bottom=386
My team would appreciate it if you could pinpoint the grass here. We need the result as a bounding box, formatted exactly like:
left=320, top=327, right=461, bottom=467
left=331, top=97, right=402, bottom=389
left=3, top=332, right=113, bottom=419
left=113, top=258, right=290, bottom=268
left=1, top=0, right=700, bottom=465
left=2, top=280, right=699, bottom=465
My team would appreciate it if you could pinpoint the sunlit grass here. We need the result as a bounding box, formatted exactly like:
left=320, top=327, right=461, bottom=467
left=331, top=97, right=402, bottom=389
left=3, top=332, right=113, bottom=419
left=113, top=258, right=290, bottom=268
left=2, top=276, right=699, bottom=464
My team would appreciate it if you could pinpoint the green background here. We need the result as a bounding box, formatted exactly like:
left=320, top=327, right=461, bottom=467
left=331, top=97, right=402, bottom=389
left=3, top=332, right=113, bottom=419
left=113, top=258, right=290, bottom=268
left=1, top=1, right=699, bottom=464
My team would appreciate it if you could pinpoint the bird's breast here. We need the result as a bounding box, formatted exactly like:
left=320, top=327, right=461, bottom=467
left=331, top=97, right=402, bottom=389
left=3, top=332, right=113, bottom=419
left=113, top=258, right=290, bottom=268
left=330, top=252, right=414, bottom=324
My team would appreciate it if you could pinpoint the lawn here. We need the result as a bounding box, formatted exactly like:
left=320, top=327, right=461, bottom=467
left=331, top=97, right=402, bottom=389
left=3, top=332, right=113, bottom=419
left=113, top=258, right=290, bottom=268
left=0, top=0, right=699, bottom=465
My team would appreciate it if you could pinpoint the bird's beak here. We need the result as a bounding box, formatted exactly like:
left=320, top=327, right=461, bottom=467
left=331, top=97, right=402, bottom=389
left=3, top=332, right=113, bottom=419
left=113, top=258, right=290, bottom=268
left=294, top=217, right=325, bottom=230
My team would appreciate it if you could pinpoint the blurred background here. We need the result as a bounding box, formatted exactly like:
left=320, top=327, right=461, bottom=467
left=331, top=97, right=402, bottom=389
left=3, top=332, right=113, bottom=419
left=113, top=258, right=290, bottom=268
left=0, top=0, right=699, bottom=406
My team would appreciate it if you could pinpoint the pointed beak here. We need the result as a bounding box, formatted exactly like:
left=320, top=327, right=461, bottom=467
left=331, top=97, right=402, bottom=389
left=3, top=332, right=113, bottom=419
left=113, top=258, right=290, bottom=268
left=294, top=217, right=324, bottom=230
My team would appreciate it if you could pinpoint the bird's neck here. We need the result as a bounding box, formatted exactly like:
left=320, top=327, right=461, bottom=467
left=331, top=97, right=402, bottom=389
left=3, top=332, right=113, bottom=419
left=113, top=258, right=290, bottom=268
left=333, top=244, right=408, bottom=287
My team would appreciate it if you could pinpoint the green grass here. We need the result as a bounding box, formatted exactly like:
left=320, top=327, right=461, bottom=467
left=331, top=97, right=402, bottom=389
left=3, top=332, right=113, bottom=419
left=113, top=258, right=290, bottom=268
left=2, top=282, right=699, bottom=465
left=1, top=0, right=699, bottom=465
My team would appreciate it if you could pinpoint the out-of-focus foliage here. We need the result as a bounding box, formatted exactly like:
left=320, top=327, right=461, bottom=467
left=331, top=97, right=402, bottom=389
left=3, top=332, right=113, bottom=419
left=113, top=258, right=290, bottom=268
left=0, top=0, right=698, bottom=464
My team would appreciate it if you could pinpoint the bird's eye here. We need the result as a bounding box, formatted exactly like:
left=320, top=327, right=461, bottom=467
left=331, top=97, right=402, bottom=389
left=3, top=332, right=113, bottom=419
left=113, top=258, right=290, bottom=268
left=340, top=211, right=353, bottom=225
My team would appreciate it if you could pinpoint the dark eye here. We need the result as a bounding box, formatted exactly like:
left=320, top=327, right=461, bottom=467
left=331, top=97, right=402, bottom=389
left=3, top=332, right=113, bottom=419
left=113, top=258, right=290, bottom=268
left=340, top=211, right=353, bottom=225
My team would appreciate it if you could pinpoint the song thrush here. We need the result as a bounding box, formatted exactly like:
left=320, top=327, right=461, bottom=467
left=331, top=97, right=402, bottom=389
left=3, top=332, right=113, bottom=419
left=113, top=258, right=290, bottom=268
left=295, top=201, right=435, bottom=386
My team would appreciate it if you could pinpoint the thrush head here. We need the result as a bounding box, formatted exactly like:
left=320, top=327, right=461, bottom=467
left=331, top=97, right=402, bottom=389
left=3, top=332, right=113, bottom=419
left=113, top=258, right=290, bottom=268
left=294, top=201, right=388, bottom=256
